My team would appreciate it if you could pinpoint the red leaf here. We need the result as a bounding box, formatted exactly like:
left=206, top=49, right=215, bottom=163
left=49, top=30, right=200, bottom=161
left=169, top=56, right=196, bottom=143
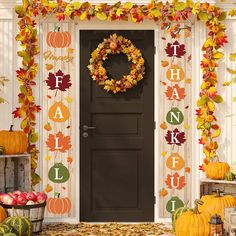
left=165, top=128, right=186, bottom=146
left=46, top=70, right=72, bottom=92
left=165, top=173, right=185, bottom=190
left=46, top=131, right=72, bottom=153
left=165, top=41, right=186, bottom=58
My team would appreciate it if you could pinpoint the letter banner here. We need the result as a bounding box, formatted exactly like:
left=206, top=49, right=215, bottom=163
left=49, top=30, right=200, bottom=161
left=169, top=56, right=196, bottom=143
left=159, top=24, right=193, bottom=218
left=41, top=23, right=76, bottom=217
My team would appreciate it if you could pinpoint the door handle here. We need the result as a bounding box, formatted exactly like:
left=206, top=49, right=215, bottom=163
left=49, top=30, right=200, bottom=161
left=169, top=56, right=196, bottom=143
left=83, top=125, right=96, bottom=131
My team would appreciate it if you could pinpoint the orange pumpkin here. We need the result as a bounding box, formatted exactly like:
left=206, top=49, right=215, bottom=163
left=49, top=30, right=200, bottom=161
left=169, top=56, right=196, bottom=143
left=47, top=196, right=71, bottom=215
left=166, top=153, right=185, bottom=171
left=48, top=102, right=70, bottom=123
left=0, top=205, right=7, bottom=223
left=166, top=64, right=185, bottom=82
left=0, top=125, right=28, bottom=154
left=46, top=30, right=71, bottom=48
left=205, top=161, right=230, bottom=180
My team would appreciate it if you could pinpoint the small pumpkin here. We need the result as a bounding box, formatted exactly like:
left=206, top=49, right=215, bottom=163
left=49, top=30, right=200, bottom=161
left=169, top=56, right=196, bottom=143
left=4, top=216, right=32, bottom=236
left=176, top=199, right=211, bottom=236
left=0, top=223, right=11, bottom=235
left=159, top=188, right=168, bottom=197
left=225, top=171, right=235, bottom=181
left=199, top=189, right=236, bottom=220
left=166, top=64, right=185, bottom=82
left=48, top=102, right=70, bottom=123
left=172, top=201, right=191, bottom=232
left=205, top=161, right=230, bottom=180
left=46, top=29, right=71, bottom=48
left=166, top=153, right=185, bottom=171
left=47, top=194, right=71, bottom=215
left=0, top=125, right=28, bottom=155
left=0, top=206, right=7, bottom=223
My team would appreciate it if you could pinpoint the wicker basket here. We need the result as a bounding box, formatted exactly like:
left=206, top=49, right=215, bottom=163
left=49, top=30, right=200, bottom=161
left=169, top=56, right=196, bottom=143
left=1, top=202, right=46, bottom=233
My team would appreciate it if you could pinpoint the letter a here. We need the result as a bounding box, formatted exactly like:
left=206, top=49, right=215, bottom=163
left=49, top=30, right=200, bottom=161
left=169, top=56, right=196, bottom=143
left=171, top=87, right=180, bottom=100
left=54, top=106, right=64, bottom=119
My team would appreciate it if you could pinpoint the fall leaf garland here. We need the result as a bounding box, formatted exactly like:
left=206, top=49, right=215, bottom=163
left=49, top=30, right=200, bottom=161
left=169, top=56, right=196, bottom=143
left=14, top=0, right=227, bottom=185
left=88, top=34, right=145, bottom=94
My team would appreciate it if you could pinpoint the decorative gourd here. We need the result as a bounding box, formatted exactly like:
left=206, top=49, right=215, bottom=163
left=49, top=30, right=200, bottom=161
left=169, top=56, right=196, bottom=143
left=205, top=161, right=230, bottom=180
left=199, top=189, right=236, bottom=220
left=0, top=125, right=28, bottom=155
left=225, top=171, right=235, bottom=181
left=172, top=201, right=191, bottom=232
left=47, top=194, right=71, bottom=215
left=0, top=146, right=4, bottom=155
left=0, top=223, right=11, bottom=234
left=176, top=200, right=211, bottom=236
left=4, top=216, right=32, bottom=236
left=0, top=206, right=7, bottom=223
left=48, top=102, right=70, bottom=123
left=46, top=29, right=71, bottom=48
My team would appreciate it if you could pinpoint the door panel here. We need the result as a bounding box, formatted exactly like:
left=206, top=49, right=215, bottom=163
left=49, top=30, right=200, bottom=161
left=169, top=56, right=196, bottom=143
left=80, top=30, right=154, bottom=222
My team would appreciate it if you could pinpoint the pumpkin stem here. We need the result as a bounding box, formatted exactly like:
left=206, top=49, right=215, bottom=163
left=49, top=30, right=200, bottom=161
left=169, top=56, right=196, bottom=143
left=184, top=200, right=190, bottom=207
left=216, top=189, right=222, bottom=197
left=193, top=199, right=204, bottom=214
left=9, top=125, right=13, bottom=132
left=58, top=27, right=60, bottom=32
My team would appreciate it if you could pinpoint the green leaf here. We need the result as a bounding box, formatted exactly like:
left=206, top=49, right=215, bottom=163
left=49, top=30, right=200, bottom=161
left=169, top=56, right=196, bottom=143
left=197, top=95, right=208, bottom=106
left=218, top=11, right=227, bottom=21
left=124, top=2, right=134, bottom=9
left=31, top=172, right=41, bottom=187
left=151, top=9, right=161, bottom=17
left=21, top=119, right=28, bottom=129
left=15, top=6, right=25, bottom=16
left=213, top=95, right=223, bottom=103
left=96, top=12, right=108, bottom=21
left=20, top=85, right=27, bottom=95
left=198, top=11, right=209, bottom=21
left=174, top=2, right=186, bottom=11
left=71, top=2, right=82, bottom=9
left=30, top=132, right=39, bottom=143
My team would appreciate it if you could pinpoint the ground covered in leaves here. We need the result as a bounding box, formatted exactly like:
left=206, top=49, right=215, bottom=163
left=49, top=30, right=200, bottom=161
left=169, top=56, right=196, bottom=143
left=37, top=223, right=173, bottom=236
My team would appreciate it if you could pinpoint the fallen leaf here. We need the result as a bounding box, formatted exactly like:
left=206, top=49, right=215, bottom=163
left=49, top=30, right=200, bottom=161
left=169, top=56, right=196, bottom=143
left=184, top=123, right=190, bottom=130
left=44, top=184, right=53, bottom=193
left=185, top=167, right=191, bottom=173
left=47, top=95, right=52, bottom=99
left=45, top=64, right=54, bottom=71
left=185, top=78, right=191, bottom=84
left=67, top=48, right=75, bottom=54
left=45, top=155, right=51, bottom=161
left=185, top=105, right=189, bottom=109
left=65, top=96, right=73, bottom=103
left=67, top=156, right=73, bottom=164
left=161, top=151, right=167, bottom=157
left=233, top=97, right=236, bottom=102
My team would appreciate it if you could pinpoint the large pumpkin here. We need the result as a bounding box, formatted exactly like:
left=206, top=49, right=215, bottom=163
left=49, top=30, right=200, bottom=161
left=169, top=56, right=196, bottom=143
left=0, top=223, right=11, bottom=235
left=176, top=200, right=211, bottom=236
left=47, top=195, right=71, bottom=215
left=0, top=125, right=28, bottom=155
left=205, top=161, right=230, bottom=180
left=199, top=189, right=236, bottom=220
left=0, top=206, right=7, bottom=223
left=4, top=216, right=32, bottom=236
left=46, top=30, right=71, bottom=48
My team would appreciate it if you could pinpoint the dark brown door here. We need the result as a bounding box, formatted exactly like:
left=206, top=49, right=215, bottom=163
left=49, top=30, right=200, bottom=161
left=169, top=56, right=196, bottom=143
left=80, top=30, right=154, bottom=222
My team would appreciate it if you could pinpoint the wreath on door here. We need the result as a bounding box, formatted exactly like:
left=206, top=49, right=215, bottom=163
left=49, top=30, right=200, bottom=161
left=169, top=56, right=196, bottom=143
left=88, top=34, right=145, bottom=94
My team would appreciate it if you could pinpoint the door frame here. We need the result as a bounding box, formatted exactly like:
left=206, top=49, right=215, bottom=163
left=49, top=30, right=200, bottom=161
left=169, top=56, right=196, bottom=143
left=44, top=19, right=202, bottom=223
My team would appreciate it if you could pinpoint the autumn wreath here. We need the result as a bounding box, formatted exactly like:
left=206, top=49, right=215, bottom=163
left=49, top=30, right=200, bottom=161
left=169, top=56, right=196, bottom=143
left=88, top=34, right=145, bottom=94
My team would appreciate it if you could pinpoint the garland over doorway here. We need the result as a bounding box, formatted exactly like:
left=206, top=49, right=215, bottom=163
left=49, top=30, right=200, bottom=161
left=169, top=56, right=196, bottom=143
left=14, top=0, right=227, bottom=186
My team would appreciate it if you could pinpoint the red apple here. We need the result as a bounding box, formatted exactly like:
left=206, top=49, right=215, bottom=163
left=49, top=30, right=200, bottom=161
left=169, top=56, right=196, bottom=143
left=17, top=194, right=27, bottom=205
left=9, top=193, right=18, bottom=202
left=36, top=192, right=47, bottom=203
left=13, top=190, right=21, bottom=196
left=26, top=192, right=37, bottom=202
left=2, top=194, right=12, bottom=205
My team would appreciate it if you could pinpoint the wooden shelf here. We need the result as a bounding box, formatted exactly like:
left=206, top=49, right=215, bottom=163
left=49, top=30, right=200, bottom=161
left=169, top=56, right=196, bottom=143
left=0, top=154, right=30, bottom=159
left=200, top=178, right=236, bottom=185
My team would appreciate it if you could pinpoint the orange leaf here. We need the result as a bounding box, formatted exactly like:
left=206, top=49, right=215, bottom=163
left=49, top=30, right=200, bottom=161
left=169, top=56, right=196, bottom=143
left=185, top=167, right=191, bottom=173
left=165, top=173, right=185, bottom=190
left=46, top=131, right=72, bottom=153
left=67, top=156, right=73, bottom=164
left=165, top=84, right=186, bottom=101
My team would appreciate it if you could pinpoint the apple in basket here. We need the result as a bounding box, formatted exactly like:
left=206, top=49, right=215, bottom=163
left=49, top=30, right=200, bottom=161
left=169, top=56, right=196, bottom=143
left=17, top=193, right=28, bottom=205
left=36, top=192, right=47, bottom=204
left=26, top=192, right=37, bottom=202
left=1, top=194, right=17, bottom=205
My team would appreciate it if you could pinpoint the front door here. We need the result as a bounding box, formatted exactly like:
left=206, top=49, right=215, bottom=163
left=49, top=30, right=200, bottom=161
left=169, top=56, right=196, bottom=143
left=80, top=30, right=154, bottom=222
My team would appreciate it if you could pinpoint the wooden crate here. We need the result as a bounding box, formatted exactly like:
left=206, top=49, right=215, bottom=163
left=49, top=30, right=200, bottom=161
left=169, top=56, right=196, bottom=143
left=0, top=154, right=31, bottom=192
left=200, top=179, right=236, bottom=197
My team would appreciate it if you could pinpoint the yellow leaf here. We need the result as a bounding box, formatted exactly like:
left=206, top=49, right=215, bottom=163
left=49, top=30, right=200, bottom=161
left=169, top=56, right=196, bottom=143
left=213, top=51, right=224, bottom=59
left=212, top=128, right=221, bottom=138
left=222, top=81, right=232, bottom=86
left=227, top=68, right=236, bottom=75
left=233, top=97, right=236, bottom=102
left=161, top=151, right=167, bottom=157
left=96, top=12, right=107, bottom=21
left=124, top=2, right=134, bottom=9
left=185, top=78, right=191, bottom=84
left=45, top=155, right=51, bottom=161
left=67, top=48, right=75, bottom=54
left=65, top=96, right=73, bottom=103
left=208, top=101, right=215, bottom=111
left=184, top=123, right=190, bottom=130
left=80, top=11, right=87, bottom=20
left=229, top=53, right=236, bottom=61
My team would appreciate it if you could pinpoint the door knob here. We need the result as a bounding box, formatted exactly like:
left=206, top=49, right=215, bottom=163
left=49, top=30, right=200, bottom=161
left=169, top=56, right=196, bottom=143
left=83, top=125, right=96, bottom=131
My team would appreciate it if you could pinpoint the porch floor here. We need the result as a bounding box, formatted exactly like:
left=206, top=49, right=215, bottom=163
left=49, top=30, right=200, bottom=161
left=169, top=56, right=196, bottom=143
left=36, top=222, right=174, bottom=235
